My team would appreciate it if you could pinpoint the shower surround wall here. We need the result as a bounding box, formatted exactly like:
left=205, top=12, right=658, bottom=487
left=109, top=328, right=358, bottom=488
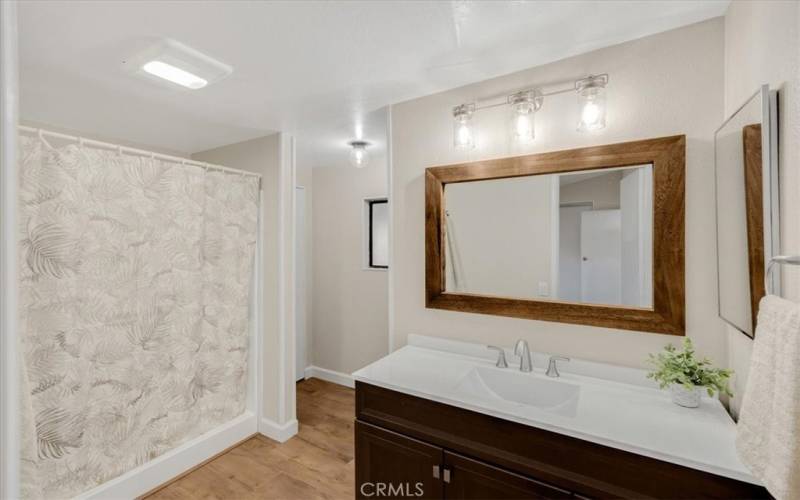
left=18, top=135, right=259, bottom=498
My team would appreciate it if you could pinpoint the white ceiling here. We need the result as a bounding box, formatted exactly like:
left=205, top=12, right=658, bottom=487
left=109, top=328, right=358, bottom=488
left=18, top=0, right=729, bottom=168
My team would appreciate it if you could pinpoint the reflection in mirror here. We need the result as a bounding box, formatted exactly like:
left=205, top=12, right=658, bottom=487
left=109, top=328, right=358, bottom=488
left=715, top=88, right=774, bottom=337
left=444, top=164, right=653, bottom=308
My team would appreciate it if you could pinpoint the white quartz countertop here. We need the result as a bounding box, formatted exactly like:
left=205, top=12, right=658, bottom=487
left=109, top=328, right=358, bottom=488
left=352, top=336, right=758, bottom=485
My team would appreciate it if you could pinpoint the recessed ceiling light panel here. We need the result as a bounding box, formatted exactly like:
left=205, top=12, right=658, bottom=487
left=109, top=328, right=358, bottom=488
left=126, top=39, right=232, bottom=90
left=142, top=61, right=208, bottom=89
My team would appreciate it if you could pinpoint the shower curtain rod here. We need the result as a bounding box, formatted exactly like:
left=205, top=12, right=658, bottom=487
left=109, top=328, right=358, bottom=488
left=18, top=125, right=262, bottom=180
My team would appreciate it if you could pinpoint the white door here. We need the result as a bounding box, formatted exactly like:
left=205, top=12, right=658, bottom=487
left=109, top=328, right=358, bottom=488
left=580, top=209, right=622, bottom=304
left=295, top=186, right=306, bottom=381
left=558, top=204, right=592, bottom=301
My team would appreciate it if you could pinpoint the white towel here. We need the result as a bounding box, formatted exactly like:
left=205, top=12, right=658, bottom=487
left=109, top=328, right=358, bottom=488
left=736, top=295, right=800, bottom=499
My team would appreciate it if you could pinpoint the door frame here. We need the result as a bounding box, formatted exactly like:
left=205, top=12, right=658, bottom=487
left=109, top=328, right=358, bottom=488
left=294, top=185, right=307, bottom=381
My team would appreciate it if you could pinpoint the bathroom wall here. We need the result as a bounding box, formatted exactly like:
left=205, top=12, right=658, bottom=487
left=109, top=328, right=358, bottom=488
left=311, top=158, right=389, bottom=375
left=445, top=176, right=553, bottom=298
left=194, top=134, right=297, bottom=426
left=560, top=171, right=622, bottom=209
left=390, top=19, right=726, bottom=367
left=723, top=0, right=800, bottom=417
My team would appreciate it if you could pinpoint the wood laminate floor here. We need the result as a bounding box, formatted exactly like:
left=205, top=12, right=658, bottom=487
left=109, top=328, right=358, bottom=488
left=145, top=378, right=355, bottom=500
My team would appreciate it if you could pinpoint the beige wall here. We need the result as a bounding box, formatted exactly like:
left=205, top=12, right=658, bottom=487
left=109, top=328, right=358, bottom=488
left=311, top=160, right=389, bottom=375
left=390, top=19, right=726, bottom=368
left=723, top=0, right=800, bottom=417
left=193, top=134, right=296, bottom=425
left=560, top=171, right=622, bottom=209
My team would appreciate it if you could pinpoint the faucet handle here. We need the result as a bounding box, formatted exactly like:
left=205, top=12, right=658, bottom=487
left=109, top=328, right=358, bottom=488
left=487, top=346, right=508, bottom=368
left=546, top=356, right=570, bottom=378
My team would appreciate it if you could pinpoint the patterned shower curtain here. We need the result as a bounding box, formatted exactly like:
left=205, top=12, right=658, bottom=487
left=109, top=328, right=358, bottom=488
left=17, top=135, right=259, bottom=498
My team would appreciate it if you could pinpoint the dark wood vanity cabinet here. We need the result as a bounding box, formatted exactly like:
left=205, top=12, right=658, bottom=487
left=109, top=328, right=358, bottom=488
left=355, top=382, right=769, bottom=499
left=357, top=420, right=571, bottom=500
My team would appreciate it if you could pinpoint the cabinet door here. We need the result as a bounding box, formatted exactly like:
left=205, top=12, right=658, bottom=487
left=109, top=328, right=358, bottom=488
left=443, top=451, right=572, bottom=500
left=356, top=420, right=444, bottom=499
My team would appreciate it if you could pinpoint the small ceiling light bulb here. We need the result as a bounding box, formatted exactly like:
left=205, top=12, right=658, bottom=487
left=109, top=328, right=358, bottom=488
left=349, top=141, right=370, bottom=168
left=453, top=103, right=476, bottom=150
left=508, top=89, right=541, bottom=144
left=576, top=75, right=608, bottom=132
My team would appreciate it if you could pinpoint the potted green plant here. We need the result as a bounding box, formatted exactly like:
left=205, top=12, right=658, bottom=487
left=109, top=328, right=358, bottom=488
left=646, top=338, right=733, bottom=408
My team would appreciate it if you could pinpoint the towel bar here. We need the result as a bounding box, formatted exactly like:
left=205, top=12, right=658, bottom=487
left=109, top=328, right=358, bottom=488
left=765, top=255, right=800, bottom=296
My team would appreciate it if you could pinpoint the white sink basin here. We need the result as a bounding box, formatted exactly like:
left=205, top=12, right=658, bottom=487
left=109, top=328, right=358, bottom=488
left=455, top=367, right=580, bottom=417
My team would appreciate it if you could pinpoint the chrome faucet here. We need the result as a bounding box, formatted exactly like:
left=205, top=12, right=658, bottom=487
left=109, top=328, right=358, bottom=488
left=487, top=346, right=508, bottom=368
left=513, top=339, right=532, bottom=372
left=545, top=356, right=570, bottom=378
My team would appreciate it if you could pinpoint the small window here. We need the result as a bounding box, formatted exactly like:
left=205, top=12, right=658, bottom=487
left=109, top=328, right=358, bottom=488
left=366, top=198, right=388, bottom=269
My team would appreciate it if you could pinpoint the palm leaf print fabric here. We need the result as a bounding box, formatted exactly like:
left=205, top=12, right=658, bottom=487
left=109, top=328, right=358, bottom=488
left=18, top=136, right=259, bottom=498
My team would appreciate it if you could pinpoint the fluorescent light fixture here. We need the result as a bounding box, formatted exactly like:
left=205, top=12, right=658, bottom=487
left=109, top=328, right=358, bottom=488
left=127, top=39, right=232, bottom=90
left=142, top=61, right=208, bottom=89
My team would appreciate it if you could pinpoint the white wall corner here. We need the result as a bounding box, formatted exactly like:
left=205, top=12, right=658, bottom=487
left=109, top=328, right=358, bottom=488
left=277, top=132, right=297, bottom=425
left=386, top=104, right=396, bottom=353
left=258, top=417, right=298, bottom=444
left=304, top=366, right=355, bottom=389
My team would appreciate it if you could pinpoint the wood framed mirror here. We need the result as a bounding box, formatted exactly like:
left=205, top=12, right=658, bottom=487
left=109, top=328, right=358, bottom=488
left=714, top=85, right=779, bottom=338
left=425, top=135, right=686, bottom=335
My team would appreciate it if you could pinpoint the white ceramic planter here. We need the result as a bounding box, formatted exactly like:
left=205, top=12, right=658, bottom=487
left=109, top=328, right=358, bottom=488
left=670, top=384, right=702, bottom=408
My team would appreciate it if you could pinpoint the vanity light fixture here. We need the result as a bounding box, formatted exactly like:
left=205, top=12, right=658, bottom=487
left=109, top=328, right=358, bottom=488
left=451, top=73, right=609, bottom=149
left=508, top=89, right=543, bottom=143
left=576, top=74, right=608, bottom=132
left=453, top=103, right=476, bottom=150
left=349, top=140, right=370, bottom=168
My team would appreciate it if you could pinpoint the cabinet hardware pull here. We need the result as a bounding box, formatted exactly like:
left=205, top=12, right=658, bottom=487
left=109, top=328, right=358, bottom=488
left=443, top=468, right=451, bottom=484
left=433, top=465, right=440, bottom=479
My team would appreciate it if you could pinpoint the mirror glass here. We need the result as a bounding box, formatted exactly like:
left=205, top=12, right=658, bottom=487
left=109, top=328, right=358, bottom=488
left=715, top=88, right=773, bottom=337
left=444, top=164, right=653, bottom=308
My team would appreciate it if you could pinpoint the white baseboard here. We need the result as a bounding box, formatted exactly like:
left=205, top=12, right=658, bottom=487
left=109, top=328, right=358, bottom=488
left=77, top=412, right=257, bottom=500
left=259, top=417, right=298, bottom=443
left=304, top=365, right=355, bottom=388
